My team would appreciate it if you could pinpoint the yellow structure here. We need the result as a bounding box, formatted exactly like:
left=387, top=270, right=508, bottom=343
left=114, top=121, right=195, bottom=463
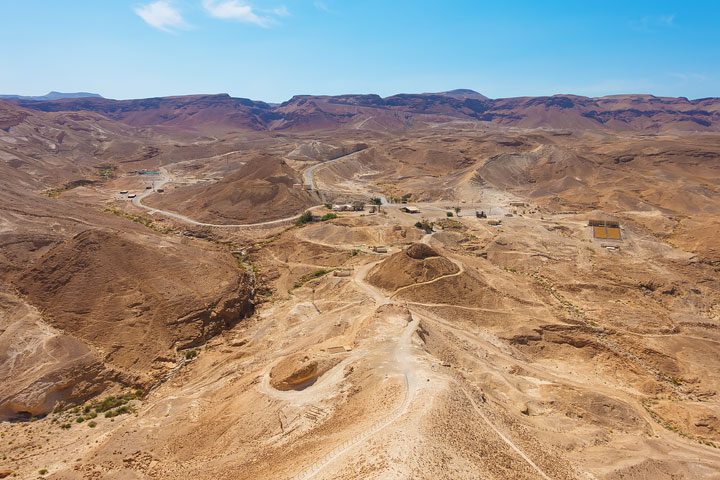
left=589, top=220, right=621, bottom=240
left=593, top=225, right=621, bottom=240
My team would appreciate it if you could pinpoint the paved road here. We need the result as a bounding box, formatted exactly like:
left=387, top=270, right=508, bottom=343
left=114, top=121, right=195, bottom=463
left=302, top=148, right=366, bottom=190
left=132, top=167, right=321, bottom=228
left=128, top=146, right=396, bottom=227
left=130, top=148, right=373, bottom=228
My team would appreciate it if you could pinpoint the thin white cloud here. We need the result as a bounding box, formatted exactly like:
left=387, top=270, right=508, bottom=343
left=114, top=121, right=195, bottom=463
left=272, top=6, right=290, bottom=17
left=314, top=1, right=330, bottom=12
left=656, top=14, right=676, bottom=27
left=630, top=14, right=676, bottom=32
left=134, top=0, right=188, bottom=32
left=202, top=0, right=274, bottom=27
left=669, top=72, right=708, bottom=82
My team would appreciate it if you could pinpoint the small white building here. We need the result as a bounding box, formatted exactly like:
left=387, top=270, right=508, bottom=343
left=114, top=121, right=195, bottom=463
left=332, top=204, right=354, bottom=212
left=400, top=206, right=420, bottom=214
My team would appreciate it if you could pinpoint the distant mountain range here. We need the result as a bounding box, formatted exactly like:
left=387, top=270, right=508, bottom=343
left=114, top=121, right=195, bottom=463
left=2, top=89, right=719, bottom=132
left=0, top=91, right=103, bottom=101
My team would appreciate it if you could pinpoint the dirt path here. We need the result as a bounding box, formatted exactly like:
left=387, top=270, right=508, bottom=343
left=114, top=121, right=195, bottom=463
left=291, top=314, right=420, bottom=480
left=460, top=386, right=554, bottom=480
left=352, top=260, right=391, bottom=305
left=283, top=252, right=425, bottom=479
left=391, top=255, right=465, bottom=298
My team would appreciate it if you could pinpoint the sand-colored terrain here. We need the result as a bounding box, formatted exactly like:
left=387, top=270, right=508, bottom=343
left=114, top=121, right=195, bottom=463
left=1, top=98, right=720, bottom=479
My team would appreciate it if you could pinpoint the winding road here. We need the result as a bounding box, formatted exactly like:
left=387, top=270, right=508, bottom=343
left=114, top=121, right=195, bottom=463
left=130, top=147, right=373, bottom=228
left=131, top=167, right=321, bottom=228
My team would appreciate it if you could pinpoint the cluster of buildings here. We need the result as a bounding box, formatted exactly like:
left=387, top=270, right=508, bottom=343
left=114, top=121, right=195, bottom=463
left=331, top=201, right=365, bottom=212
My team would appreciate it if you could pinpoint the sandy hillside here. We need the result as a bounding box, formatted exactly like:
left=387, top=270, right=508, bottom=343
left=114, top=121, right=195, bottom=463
left=1, top=98, right=719, bottom=479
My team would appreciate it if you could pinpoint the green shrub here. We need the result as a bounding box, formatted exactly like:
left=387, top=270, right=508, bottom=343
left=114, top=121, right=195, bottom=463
left=296, top=210, right=314, bottom=226
left=414, top=220, right=434, bottom=233
left=105, top=405, right=132, bottom=418
left=320, top=213, right=337, bottom=221
left=88, top=421, right=97, bottom=428
left=184, top=349, right=198, bottom=360
left=446, top=212, right=453, bottom=217
left=94, top=396, right=125, bottom=413
left=292, top=269, right=332, bottom=289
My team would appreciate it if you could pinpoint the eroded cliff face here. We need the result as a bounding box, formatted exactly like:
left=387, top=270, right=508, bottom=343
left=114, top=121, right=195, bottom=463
left=0, top=228, right=254, bottom=419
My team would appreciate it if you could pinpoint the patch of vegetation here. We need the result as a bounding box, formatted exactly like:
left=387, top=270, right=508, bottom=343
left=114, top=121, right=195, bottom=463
left=414, top=220, right=434, bottom=233
left=56, top=390, right=143, bottom=426
left=293, top=268, right=332, bottom=289
left=296, top=210, right=314, bottom=226
left=43, top=179, right=98, bottom=198
left=446, top=212, right=453, bottom=217
left=95, top=164, right=118, bottom=179
left=105, top=405, right=132, bottom=418
left=369, top=197, right=382, bottom=206
left=184, top=349, right=199, bottom=360
left=104, top=206, right=174, bottom=234
left=320, top=213, right=337, bottom=221
left=39, top=469, right=48, bottom=475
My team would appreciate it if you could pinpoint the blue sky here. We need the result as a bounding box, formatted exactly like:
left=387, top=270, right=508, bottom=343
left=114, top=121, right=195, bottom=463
left=2, top=1, right=718, bottom=102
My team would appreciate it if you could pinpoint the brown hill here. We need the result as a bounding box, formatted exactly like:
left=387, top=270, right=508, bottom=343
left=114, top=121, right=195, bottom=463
left=367, top=243, right=459, bottom=291
left=0, top=292, right=115, bottom=420
left=17, top=229, right=253, bottom=383
left=8, top=91, right=720, bottom=132
left=146, top=155, right=317, bottom=224
left=10, top=94, right=277, bottom=132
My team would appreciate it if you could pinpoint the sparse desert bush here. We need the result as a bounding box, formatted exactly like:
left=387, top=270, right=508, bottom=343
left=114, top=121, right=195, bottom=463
left=293, top=269, right=332, bottom=289
left=105, top=405, right=132, bottom=418
left=414, top=220, right=434, bottom=233
left=296, top=210, right=314, bottom=226
left=321, top=213, right=337, bottom=221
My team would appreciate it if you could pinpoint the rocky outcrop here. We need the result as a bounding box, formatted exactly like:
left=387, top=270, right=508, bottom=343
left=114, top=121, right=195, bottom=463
left=14, top=229, right=254, bottom=390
